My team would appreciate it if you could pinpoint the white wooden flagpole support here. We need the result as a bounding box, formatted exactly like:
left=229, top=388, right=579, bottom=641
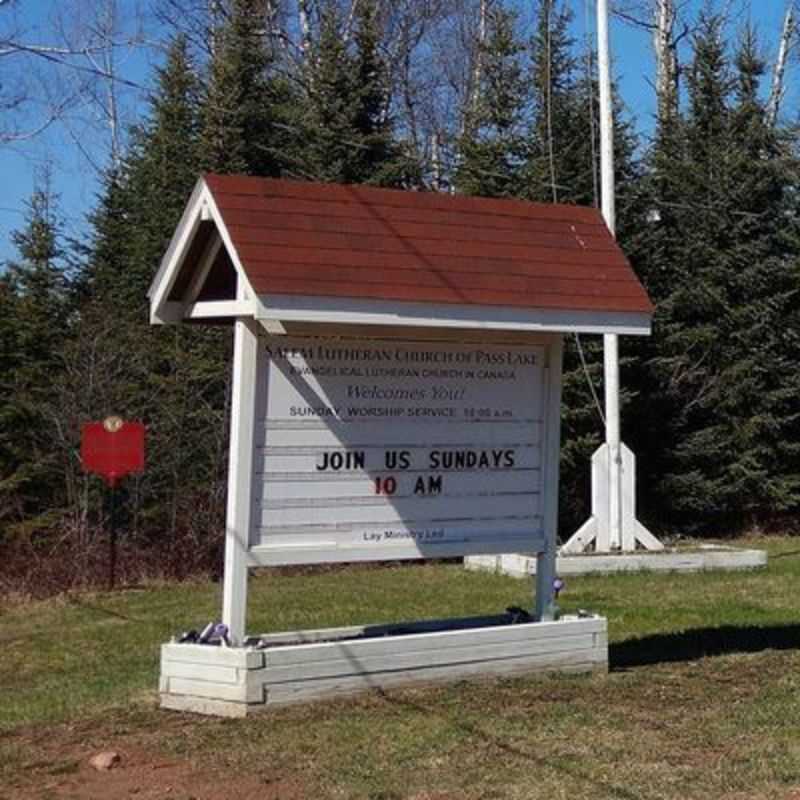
left=222, top=311, right=260, bottom=646
left=561, top=0, right=662, bottom=555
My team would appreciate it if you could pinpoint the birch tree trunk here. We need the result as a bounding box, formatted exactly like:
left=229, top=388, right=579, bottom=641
left=471, top=0, right=488, bottom=114
left=653, top=0, right=678, bottom=126
left=767, top=4, right=795, bottom=127
left=298, top=0, right=313, bottom=63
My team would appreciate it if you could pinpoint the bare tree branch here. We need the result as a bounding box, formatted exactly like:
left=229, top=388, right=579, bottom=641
left=1, top=0, right=152, bottom=167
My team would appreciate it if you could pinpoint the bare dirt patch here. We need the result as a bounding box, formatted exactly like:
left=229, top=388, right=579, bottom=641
left=2, top=725, right=309, bottom=800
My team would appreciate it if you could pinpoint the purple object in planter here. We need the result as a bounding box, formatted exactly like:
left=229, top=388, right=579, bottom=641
left=212, top=623, right=230, bottom=644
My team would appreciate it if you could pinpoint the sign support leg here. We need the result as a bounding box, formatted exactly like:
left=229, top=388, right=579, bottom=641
left=535, top=336, right=563, bottom=621
left=222, top=317, right=260, bottom=646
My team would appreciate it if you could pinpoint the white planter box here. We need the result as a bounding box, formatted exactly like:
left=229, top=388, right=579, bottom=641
left=160, top=614, right=607, bottom=717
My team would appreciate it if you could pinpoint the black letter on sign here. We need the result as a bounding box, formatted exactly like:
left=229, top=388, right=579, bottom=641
left=414, top=475, right=443, bottom=495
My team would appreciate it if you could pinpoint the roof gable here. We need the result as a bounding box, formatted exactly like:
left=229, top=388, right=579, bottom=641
left=149, top=174, right=653, bottom=334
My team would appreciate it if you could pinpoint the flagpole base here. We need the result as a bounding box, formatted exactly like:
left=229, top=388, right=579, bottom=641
left=561, top=442, right=663, bottom=555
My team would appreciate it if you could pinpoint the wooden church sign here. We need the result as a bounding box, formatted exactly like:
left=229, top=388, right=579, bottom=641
left=149, top=175, right=652, bottom=715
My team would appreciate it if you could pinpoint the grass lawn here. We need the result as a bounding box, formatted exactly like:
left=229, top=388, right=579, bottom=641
left=1, top=536, right=800, bottom=799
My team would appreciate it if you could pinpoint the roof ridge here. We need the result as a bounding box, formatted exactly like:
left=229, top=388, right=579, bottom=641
left=203, top=173, right=605, bottom=221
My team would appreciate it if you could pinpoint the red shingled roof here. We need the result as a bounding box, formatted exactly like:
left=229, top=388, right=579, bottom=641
left=204, top=174, right=653, bottom=316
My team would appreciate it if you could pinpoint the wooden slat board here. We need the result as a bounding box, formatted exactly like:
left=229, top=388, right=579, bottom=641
left=250, top=335, right=547, bottom=565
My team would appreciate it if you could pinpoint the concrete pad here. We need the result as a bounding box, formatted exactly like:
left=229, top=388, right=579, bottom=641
left=465, top=545, right=767, bottom=578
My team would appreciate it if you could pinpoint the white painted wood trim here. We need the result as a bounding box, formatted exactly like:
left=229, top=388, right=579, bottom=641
left=260, top=617, right=604, bottom=665
left=148, top=178, right=205, bottom=305
left=149, top=178, right=259, bottom=326
left=247, top=534, right=546, bottom=567
left=185, top=300, right=253, bottom=319
left=202, top=185, right=259, bottom=305
left=159, top=615, right=608, bottom=716
left=259, top=319, right=287, bottom=335
left=159, top=300, right=254, bottom=321
left=222, top=314, right=261, bottom=646
left=561, top=442, right=663, bottom=554
left=149, top=189, right=206, bottom=324
left=467, top=547, right=766, bottom=577
left=560, top=515, right=597, bottom=554
left=535, top=336, right=563, bottom=621
left=255, top=294, right=651, bottom=336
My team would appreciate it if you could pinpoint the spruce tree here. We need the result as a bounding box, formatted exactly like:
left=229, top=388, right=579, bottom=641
left=289, top=4, right=415, bottom=186
left=630, top=14, right=800, bottom=529
left=455, top=4, right=528, bottom=197
left=0, top=184, right=72, bottom=534
left=126, top=34, right=202, bottom=303
left=66, top=35, right=231, bottom=558
left=200, top=0, right=291, bottom=176
left=129, top=35, right=231, bottom=548
left=524, top=0, right=581, bottom=204
left=80, top=167, right=135, bottom=302
left=0, top=275, right=19, bottom=534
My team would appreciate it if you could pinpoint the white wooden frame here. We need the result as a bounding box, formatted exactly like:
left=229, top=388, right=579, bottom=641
left=221, top=276, right=262, bottom=644
left=148, top=177, right=647, bottom=698
left=221, top=330, right=564, bottom=644
left=148, top=181, right=258, bottom=326
left=255, top=294, right=651, bottom=337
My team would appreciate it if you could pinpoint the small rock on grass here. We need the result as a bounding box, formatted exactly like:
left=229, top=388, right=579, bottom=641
left=89, top=751, right=122, bottom=771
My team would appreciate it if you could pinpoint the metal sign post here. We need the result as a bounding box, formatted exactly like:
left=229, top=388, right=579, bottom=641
left=81, top=416, right=146, bottom=589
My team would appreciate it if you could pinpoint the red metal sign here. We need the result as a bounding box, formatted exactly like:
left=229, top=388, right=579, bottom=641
left=81, top=417, right=145, bottom=487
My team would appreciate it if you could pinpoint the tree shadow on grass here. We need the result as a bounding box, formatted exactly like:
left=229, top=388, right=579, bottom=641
left=610, top=623, right=800, bottom=669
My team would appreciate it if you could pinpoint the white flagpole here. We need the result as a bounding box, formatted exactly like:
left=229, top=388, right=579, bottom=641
left=560, top=0, right=662, bottom=555
left=597, top=0, right=622, bottom=549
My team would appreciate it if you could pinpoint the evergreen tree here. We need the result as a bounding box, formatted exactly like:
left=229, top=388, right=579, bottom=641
left=524, top=0, right=583, bottom=204
left=289, top=4, right=416, bottom=186
left=79, top=167, right=135, bottom=302
left=129, top=36, right=202, bottom=284
left=0, top=276, right=24, bottom=536
left=0, top=184, right=72, bottom=535
left=200, top=0, right=291, bottom=175
left=82, top=35, right=231, bottom=550
left=455, top=4, right=528, bottom=197
left=630, top=15, right=800, bottom=529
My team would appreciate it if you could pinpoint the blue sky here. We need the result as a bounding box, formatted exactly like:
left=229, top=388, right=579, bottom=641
left=0, top=1, right=795, bottom=265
